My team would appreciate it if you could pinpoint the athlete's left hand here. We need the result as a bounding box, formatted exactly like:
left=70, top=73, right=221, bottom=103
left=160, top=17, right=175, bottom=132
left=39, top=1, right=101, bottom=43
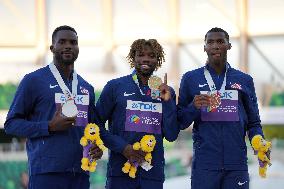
left=89, top=144, right=103, bottom=160
left=159, top=73, right=171, bottom=101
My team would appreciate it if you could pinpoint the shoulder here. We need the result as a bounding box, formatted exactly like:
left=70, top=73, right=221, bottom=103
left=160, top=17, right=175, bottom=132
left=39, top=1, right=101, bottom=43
left=105, top=74, right=132, bottom=87
left=182, top=67, right=204, bottom=80
left=21, top=66, right=49, bottom=84
left=180, top=67, right=204, bottom=86
left=77, top=74, right=94, bottom=88
left=228, top=67, right=253, bottom=82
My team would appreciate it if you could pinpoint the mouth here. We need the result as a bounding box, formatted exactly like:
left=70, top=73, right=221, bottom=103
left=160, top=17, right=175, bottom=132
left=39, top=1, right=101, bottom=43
left=90, top=132, right=95, bottom=135
left=62, top=51, right=73, bottom=57
left=140, top=64, right=151, bottom=69
left=212, top=53, right=221, bottom=58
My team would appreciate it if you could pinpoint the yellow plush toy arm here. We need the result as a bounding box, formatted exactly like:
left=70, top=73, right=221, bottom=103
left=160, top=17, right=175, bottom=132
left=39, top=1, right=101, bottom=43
left=145, top=153, right=152, bottom=162
left=133, top=142, right=141, bottom=150
left=96, top=138, right=106, bottom=151
left=80, top=136, right=88, bottom=146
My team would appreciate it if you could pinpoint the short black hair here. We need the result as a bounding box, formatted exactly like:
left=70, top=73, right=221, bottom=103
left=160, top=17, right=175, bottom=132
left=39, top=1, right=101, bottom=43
left=52, top=25, right=77, bottom=44
left=205, top=27, right=230, bottom=42
left=126, top=39, right=165, bottom=70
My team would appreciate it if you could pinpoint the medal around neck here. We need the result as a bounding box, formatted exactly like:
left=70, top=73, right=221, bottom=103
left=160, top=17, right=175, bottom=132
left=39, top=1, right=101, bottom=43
left=148, top=76, right=162, bottom=100
left=62, top=99, right=78, bottom=117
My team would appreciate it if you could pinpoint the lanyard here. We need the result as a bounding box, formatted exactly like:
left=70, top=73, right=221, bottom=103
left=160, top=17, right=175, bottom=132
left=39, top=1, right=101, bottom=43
left=132, top=70, right=146, bottom=96
left=131, top=70, right=161, bottom=101
left=49, top=62, right=78, bottom=101
left=204, top=63, right=228, bottom=94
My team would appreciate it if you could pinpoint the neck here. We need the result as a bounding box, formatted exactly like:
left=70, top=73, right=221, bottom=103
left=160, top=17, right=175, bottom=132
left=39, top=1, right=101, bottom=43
left=208, top=61, right=226, bottom=75
left=54, top=60, right=74, bottom=80
left=136, top=72, right=150, bottom=85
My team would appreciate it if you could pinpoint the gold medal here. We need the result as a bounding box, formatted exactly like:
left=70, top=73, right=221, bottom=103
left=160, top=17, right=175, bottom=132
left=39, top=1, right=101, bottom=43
left=148, top=76, right=162, bottom=90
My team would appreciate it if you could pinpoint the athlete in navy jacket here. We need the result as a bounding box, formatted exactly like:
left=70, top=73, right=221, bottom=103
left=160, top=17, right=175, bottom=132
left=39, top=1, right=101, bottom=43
left=96, top=39, right=180, bottom=189
left=177, top=27, right=266, bottom=189
left=4, top=25, right=103, bottom=189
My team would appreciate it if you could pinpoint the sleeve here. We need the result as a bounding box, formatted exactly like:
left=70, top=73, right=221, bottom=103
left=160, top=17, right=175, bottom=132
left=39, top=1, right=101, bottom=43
left=161, top=87, right=180, bottom=142
left=177, top=73, right=200, bottom=130
left=4, top=75, right=50, bottom=138
left=88, top=85, right=96, bottom=123
left=243, top=76, right=264, bottom=141
left=95, top=81, right=128, bottom=153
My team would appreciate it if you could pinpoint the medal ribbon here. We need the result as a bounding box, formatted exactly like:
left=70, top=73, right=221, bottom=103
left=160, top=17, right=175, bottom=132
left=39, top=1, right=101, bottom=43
left=204, top=63, right=228, bottom=94
left=49, top=62, right=78, bottom=101
left=132, top=70, right=146, bottom=96
left=204, top=63, right=228, bottom=112
left=131, top=70, right=161, bottom=100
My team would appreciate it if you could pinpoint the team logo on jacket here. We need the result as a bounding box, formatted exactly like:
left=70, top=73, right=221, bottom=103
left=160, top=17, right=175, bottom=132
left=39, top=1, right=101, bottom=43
left=125, top=100, right=162, bottom=134
left=231, top=83, right=242, bottom=90
left=80, top=86, right=89, bottom=95
left=200, top=90, right=239, bottom=121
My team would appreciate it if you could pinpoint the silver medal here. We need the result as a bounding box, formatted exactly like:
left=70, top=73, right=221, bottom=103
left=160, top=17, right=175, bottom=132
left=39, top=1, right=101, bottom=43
left=62, top=99, right=78, bottom=117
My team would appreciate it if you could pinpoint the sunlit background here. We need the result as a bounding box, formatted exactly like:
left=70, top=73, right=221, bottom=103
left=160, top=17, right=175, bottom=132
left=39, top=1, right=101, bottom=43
left=0, top=0, right=284, bottom=189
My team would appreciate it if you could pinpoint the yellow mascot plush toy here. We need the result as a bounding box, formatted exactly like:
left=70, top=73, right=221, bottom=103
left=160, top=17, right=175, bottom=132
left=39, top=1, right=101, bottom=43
left=122, top=135, right=156, bottom=178
left=80, top=123, right=105, bottom=172
left=251, top=135, right=272, bottom=178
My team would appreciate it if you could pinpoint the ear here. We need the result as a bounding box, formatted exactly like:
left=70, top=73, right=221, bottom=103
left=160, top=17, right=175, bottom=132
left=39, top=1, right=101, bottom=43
left=228, top=43, right=232, bottom=50
left=50, top=45, right=54, bottom=52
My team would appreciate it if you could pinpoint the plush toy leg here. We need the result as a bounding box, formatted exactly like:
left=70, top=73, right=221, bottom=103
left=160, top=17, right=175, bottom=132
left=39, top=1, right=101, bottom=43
left=129, top=166, right=137, bottom=178
left=89, top=161, right=97, bottom=172
left=259, top=166, right=267, bottom=178
left=122, top=161, right=131, bottom=173
left=81, top=158, right=90, bottom=171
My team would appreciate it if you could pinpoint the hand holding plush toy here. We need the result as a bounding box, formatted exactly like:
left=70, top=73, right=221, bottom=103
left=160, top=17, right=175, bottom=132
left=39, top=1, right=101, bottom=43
left=80, top=123, right=105, bottom=172
left=122, top=135, right=156, bottom=178
left=251, top=135, right=272, bottom=178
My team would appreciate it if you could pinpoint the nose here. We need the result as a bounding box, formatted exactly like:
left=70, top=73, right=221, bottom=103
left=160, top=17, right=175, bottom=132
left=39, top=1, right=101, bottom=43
left=64, top=41, right=73, bottom=50
left=142, top=55, right=152, bottom=62
left=212, top=42, right=220, bottom=49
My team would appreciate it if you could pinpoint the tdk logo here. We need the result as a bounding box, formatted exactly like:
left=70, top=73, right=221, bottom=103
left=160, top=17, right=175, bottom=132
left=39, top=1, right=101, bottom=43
left=59, top=95, right=84, bottom=103
left=132, top=102, right=157, bottom=111
left=221, top=91, right=232, bottom=99
left=200, top=90, right=238, bottom=100
left=55, top=93, right=89, bottom=105
left=127, top=100, right=162, bottom=113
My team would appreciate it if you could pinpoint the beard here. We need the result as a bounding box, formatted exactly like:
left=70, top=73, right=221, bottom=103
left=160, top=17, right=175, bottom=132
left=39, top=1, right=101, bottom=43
left=54, top=51, right=78, bottom=65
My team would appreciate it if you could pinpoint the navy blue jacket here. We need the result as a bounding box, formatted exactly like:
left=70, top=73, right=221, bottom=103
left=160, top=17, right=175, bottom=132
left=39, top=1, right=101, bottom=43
left=96, top=74, right=180, bottom=181
left=4, top=66, right=95, bottom=175
left=177, top=64, right=263, bottom=170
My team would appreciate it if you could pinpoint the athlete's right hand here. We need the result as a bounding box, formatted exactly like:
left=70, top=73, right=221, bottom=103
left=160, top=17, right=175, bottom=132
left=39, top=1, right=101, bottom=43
left=122, top=144, right=146, bottom=165
left=48, top=105, right=76, bottom=132
left=193, top=94, right=211, bottom=109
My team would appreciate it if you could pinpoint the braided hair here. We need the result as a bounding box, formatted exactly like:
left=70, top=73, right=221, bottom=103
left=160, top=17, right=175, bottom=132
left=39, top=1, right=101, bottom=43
left=126, top=39, right=165, bottom=70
